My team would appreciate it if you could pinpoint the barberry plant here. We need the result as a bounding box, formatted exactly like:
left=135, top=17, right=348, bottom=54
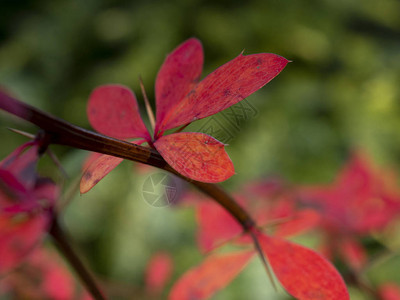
left=1, top=38, right=397, bottom=299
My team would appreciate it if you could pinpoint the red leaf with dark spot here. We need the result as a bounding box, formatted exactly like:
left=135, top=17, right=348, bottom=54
left=80, top=154, right=123, bottom=194
left=87, top=84, right=150, bottom=140
left=154, top=132, right=234, bottom=182
left=169, top=250, right=254, bottom=300
left=257, top=233, right=349, bottom=300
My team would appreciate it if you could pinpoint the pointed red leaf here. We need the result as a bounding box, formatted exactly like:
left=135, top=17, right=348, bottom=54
left=169, top=250, right=254, bottom=300
left=80, top=154, right=123, bottom=194
left=87, top=84, right=150, bottom=140
left=155, top=38, right=203, bottom=135
left=154, top=132, right=234, bottom=183
left=159, top=53, right=289, bottom=132
left=257, top=233, right=349, bottom=300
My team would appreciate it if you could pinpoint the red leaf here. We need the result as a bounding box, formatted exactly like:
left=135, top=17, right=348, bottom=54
left=82, top=152, right=103, bottom=171
left=300, top=151, right=400, bottom=235
left=0, top=214, right=49, bottom=275
left=196, top=201, right=242, bottom=252
left=379, top=283, right=400, bottom=300
left=80, top=154, right=123, bottom=194
left=1, top=247, right=92, bottom=300
left=145, top=252, right=173, bottom=295
left=37, top=250, right=75, bottom=300
left=339, top=238, right=367, bottom=272
left=274, top=209, right=321, bottom=238
left=158, top=53, right=289, bottom=132
left=0, top=143, right=38, bottom=189
left=33, top=178, right=59, bottom=205
left=155, top=38, right=203, bottom=135
left=0, top=169, right=28, bottom=199
left=87, top=85, right=150, bottom=140
left=169, top=250, right=254, bottom=300
left=154, top=132, right=234, bottom=183
left=257, top=233, right=349, bottom=300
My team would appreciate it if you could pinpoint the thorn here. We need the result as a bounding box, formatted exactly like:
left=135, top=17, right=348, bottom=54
left=261, top=215, right=297, bottom=229
left=47, top=149, right=69, bottom=179
left=174, top=123, right=190, bottom=134
left=7, top=127, right=35, bottom=139
left=8, top=128, right=68, bottom=178
left=139, top=76, right=156, bottom=132
left=57, top=177, right=80, bottom=211
left=250, top=230, right=278, bottom=292
left=204, top=232, right=246, bottom=255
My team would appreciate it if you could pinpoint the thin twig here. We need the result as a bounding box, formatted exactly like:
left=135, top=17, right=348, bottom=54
left=49, top=219, right=106, bottom=300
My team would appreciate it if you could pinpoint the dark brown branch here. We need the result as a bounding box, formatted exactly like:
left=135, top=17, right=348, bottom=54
left=0, top=91, right=254, bottom=229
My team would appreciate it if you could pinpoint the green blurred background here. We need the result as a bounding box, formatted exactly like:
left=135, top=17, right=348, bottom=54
left=1, top=0, right=400, bottom=299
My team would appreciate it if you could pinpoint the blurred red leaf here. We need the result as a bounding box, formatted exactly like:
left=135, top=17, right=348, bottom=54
left=301, top=152, right=400, bottom=235
left=379, top=283, right=400, bottom=300
left=87, top=84, right=150, bottom=141
left=0, top=142, right=38, bottom=189
left=145, top=252, right=173, bottom=295
left=196, top=201, right=242, bottom=252
left=191, top=178, right=317, bottom=252
left=0, top=143, right=58, bottom=275
left=169, top=250, right=254, bottom=300
left=257, top=232, right=349, bottom=300
left=1, top=247, right=92, bottom=300
left=154, top=132, right=234, bottom=183
left=338, top=238, right=367, bottom=272
left=0, top=214, right=48, bottom=275
left=274, top=209, right=321, bottom=238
